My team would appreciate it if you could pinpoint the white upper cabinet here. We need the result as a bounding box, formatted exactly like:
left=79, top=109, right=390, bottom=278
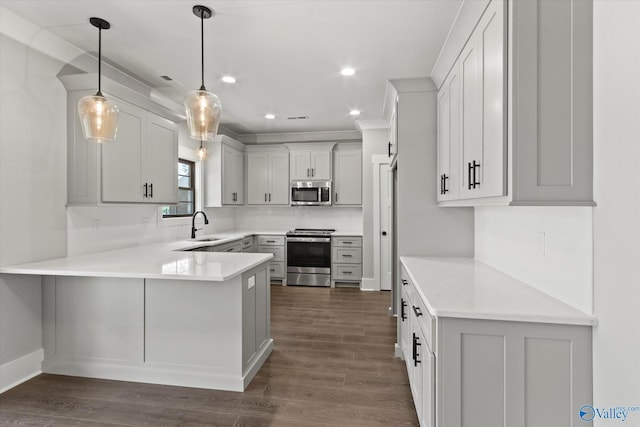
left=437, top=61, right=461, bottom=202
left=60, top=74, right=180, bottom=205
left=205, top=135, right=245, bottom=207
left=333, top=146, right=362, bottom=205
left=246, top=146, right=289, bottom=205
left=459, top=0, right=505, bottom=200
left=433, top=0, right=594, bottom=206
left=285, top=142, right=335, bottom=181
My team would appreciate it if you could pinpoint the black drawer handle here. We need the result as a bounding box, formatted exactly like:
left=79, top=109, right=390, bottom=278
left=412, top=333, right=421, bottom=367
left=412, top=306, right=423, bottom=317
left=401, top=279, right=408, bottom=286
left=342, top=254, right=353, bottom=258
left=343, top=271, right=352, bottom=274
left=401, top=298, right=407, bottom=321
left=270, top=268, right=275, bottom=272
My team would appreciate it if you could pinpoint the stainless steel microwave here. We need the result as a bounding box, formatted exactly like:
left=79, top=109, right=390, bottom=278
left=291, top=181, right=332, bottom=206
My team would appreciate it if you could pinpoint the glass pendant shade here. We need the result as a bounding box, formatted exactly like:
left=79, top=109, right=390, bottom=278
left=184, top=89, right=222, bottom=141
left=78, top=94, right=119, bottom=143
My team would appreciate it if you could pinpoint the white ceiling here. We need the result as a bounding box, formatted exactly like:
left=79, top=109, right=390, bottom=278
left=1, top=0, right=462, bottom=136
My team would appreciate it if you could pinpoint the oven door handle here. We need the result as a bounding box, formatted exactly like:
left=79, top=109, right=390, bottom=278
left=286, top=237, right=331, bottom=243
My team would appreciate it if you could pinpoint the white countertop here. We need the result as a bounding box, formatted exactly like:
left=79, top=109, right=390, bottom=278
left=0, top=238, right=273, bottom=282
left=400, top=257, right=596, bottom=326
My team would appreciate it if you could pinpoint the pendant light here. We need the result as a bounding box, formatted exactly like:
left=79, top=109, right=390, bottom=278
left=184, top=5, right=222, bottom=141
left=197, top=139, right=207, bottom=160
left=77, top=17, right=119, bottom=143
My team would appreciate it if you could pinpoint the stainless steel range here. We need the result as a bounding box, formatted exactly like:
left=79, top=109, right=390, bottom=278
left=286, top=228, right=335, bottom=286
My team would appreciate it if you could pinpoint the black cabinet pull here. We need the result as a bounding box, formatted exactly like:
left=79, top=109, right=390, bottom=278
left=443, top=174, right=449, bottom=194
left=307, top=168, right=310, bottom=177
left=311, top=168, right=315, bottom=177
left=143, top=183, right=148, bottom=198
left=401, top=298, right=407, bottom=321
left=335, top=193, right=338, bottom=202
left=468, top=162, right=473, bottom=189
left=343, top=271, right=352, bottom=274
left=149, top=183, right=153, bottom=198
left=382, top=231, right=387, bottom=236
left=413, top=333, right=422, bottom=367
left=264, top=193, right=267, bottom=202
left=468, top=160, right=480, bottom=189
left=388, top=141, right=392, bottom=157
left=402, top=279, right=408, bottom=286
left=342, top=254, right=353, bottom=258
left=268, top=193, right=271, bottom=202
left=412, top=305, right=423, bottom=317
left=440, top=174, right=443, bottom=195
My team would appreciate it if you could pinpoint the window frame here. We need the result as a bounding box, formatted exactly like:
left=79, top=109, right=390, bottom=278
left=158, top=145, right=203, bottom=227
left=162, top=158, right=196, bottom=219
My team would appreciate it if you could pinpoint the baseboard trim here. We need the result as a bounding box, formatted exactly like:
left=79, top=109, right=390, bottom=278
left=0, top=348, right=43, bottom=394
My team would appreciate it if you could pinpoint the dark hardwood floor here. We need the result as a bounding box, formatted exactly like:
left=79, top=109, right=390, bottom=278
left=0, top=285, right=418, bottom=426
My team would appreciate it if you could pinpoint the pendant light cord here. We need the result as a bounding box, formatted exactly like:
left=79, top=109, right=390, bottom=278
left=200, top=10, right=206, bottom=91
left=97, top=25, right=103, bottom=97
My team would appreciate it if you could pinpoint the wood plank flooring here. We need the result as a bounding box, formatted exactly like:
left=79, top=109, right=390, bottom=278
left=0, top=285, right=418, bottom=426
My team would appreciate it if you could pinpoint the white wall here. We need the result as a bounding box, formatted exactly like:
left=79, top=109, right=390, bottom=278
left=0, top=33, right=67, bottom=387
left=592, top=0, right=640, bottom=417
left=475, top=207, right=593, bottom=314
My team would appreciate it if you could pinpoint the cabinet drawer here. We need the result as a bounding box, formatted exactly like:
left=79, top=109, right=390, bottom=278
left=401, top=266, right=435, bottom=350
left=257, top=246, right=285, bottom=262
left=242, top=236, right=254, bottom=250
left=214, top=240, right=242, bottom=253
left=332, top=264, right=362, bottom=281
left=268, top=262, right=284, bottom=278
left=332, top=236, right=362, bottom=247
left=257, top=235, right=284, bottom=246
left=332, top=247, right=362, bottom=264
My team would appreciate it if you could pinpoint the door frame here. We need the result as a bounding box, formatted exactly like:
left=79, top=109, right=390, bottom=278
left=372, top=154, right=391, bottom=292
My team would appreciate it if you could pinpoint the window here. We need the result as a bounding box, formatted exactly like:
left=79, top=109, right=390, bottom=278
left=162, top=158, right=195, bottom=218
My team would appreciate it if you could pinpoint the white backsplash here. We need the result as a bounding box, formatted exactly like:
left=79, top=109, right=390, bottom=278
left=67, top=205, right=362, bottom=256
left=475, top=206, right=593, bottom=314
left=233, top=206, right=363, bottom=232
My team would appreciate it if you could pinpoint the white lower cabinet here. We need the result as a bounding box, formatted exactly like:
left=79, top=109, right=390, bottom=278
left=399, top=260, right=593, bottom=427
left=256, top=235, right=286, bottom=282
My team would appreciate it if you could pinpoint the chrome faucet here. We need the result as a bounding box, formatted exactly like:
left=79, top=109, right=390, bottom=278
left=191, top=211, right=209, bottom=239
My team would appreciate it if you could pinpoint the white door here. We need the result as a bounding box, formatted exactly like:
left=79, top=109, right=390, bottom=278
left=372, top=155, right=392, bottom=292
left=379, top=163, right=392, bottom=291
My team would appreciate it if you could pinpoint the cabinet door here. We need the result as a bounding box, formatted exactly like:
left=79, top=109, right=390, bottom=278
left=246, top=152, right=270, bottom=205
left=268, top=152, right=290, bottom=205
left=222, top=144, right=243, bottom=205
left=145, top=115, right=178, bottom=204
left=334, top=150, right=362, bottom=205
left=310, top=150, right=331, bottom=179
left=460, top=33, right=483, bottom=200
left=437, top=62, right=461, bottom=202
left=102, top=103, right=145, bottom=203
left=290, top=151, right=311, bottom=180
left=460, top=0, right=505, bottom=200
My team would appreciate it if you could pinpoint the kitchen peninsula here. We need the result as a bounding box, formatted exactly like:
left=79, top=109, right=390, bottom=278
left=0, top=238, right=274, bottom=392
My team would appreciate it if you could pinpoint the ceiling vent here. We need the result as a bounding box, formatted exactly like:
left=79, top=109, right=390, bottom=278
left=287, top=116, right=309, bottom=120
left=153, top=74, right=182, bottom=88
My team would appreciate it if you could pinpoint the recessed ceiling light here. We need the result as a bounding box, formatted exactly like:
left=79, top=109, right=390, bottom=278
left=222, top=75, right=236, bottom=84
left=265, top=113, right=276, bottom=120
left=349, top=109, right=361, bottom=116
left=341, top=67, right=356, bottom=76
